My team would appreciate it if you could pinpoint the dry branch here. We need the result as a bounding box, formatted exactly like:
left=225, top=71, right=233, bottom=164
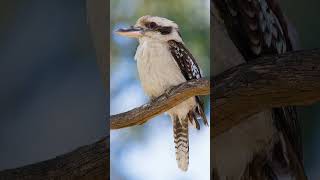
left=212, top=49, right=320, bottom=136
left=0, top=138, right=108, bottom=180
left=110, top=78, right=210, bottom=129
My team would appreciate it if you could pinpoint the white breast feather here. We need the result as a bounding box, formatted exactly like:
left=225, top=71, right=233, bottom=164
left=135, top=38, right=196, bottom=120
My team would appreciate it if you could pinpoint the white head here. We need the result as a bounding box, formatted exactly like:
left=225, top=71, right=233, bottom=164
left=116, top=15, right=183, bottom=43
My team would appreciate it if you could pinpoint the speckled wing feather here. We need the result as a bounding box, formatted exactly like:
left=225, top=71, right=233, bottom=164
left=214, top=0, right=292, bottom=60
left=168, top=40, right=208, bottom=128
left=214, top=0, right=305, bottom=179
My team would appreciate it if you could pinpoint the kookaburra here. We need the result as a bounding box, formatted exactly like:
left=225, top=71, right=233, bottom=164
left=213, top=0, right=307, bottom=180
left=116, top=15, right=208, bottom=171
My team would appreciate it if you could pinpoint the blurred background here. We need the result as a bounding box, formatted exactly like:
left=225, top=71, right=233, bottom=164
left=0, top=0, right=106, bottom=171
left=110, top=0, right=210, bottom=179
left=280, top=1, right=320, bottom=179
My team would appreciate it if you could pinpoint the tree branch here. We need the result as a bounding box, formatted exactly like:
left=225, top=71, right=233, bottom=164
left=212, top=49, right=320, bottom=137
left=110, top=78, right=210, bottom=129
left=0, top=138, right=108, bottom=180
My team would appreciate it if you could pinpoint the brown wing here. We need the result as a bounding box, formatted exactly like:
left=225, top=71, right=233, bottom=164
left=168, top=40, right=202, bottom=80
left=214, top=0, right=305, bottom=179
left=168, top=40, right=208, bottom=128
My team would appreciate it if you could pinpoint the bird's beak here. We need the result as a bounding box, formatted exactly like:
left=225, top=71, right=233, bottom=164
left=115, top=26, right=143, bottom=38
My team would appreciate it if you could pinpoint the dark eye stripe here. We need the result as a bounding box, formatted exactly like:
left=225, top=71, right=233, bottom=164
left=145, top=21, right=172, bottom=35
left=158, top=26, right=172, bottom=35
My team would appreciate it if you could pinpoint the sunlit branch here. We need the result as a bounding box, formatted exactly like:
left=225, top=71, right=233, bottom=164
left=110, top=78, right=210, bottom=129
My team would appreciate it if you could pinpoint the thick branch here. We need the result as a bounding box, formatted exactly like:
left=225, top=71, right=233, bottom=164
left=110, top=79, right=210, bottom=129
left=212, top=49, right=320, bottom=137
left=0, top=138, right=108, bottom=180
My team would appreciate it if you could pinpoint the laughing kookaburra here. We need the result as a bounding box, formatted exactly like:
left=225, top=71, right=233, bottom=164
left=213, top=0, right=307, bottom=179
left=116, top=15, right=208, bottom=171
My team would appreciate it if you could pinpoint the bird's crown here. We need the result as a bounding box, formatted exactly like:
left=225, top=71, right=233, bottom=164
left=135, top=15, right=179, bottom=29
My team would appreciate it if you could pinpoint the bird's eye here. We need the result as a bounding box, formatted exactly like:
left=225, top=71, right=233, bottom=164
left=148, top=22, right=157, bottom=29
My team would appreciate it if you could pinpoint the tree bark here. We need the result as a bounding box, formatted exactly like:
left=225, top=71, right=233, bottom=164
left=212, top=49, right=320, bottom=136
left=0, top=138, right=108, bottom=180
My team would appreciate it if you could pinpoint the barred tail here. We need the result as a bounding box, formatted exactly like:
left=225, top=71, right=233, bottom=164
left=173, top=115, right=189, bottom=171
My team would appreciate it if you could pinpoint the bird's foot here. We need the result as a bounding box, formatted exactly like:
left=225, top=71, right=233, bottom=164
left=164, top=86, right=175, bottom=98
